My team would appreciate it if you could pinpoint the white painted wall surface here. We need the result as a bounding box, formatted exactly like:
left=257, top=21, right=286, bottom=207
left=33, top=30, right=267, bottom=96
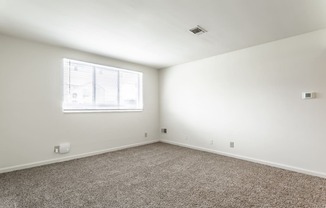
left=0, top=34, right=159, bottom=172
left=159, top=29, right=326, bottom=177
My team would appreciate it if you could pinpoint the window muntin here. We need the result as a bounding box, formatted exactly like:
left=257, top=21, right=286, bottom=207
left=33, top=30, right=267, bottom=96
left=63, top=59, right=143, bottom=112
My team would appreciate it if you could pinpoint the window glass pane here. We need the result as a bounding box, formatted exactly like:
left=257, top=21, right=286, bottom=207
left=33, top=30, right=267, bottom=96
left=95, top=67, right=118, bottom=107
left=119, top=71, right=140, bottom=109
left=66, top=63, right=94, bottom=106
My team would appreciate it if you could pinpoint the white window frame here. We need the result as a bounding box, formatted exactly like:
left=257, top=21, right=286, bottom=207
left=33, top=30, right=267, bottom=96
left=62, top=59, right=143, bottom=113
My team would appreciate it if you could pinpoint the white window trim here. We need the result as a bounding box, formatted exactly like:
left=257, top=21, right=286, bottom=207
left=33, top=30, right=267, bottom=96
left=62, top=58, right=143, bottom=113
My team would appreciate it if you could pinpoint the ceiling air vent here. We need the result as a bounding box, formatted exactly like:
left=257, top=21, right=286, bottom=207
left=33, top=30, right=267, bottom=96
left=189, top=25, right=207, bottom=35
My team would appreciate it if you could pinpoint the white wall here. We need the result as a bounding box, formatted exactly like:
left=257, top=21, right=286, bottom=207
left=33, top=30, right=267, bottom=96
left=159, top=29, right=326, bottom=177
left=0, top=34, right=159, bottom=172
left=2, top=28, right=326, bottom=177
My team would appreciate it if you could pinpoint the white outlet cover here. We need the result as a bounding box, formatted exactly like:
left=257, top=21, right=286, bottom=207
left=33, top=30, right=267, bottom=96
left=59, top=143, right=70, bottom=154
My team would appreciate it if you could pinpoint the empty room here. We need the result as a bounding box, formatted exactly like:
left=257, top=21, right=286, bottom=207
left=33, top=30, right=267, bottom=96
left=0, top=0, right=326, bottom=207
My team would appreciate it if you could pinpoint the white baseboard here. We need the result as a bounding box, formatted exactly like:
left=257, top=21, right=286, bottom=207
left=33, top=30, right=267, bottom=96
left=0, top=140, right=159, bottom=174
left=2, top=139, right=325, bottom=179
left=161, top=140, right=326, bottom=179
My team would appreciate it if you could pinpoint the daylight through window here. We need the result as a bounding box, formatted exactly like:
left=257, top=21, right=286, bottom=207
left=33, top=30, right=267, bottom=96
left=63, top=59, right=143, bottom=112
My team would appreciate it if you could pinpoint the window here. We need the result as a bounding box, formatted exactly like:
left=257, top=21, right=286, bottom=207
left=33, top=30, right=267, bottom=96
left=63, top=59, right=143, bottom=112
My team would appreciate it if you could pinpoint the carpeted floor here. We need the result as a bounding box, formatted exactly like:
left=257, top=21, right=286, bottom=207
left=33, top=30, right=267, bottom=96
left=0, top=142, right=325, bottom=208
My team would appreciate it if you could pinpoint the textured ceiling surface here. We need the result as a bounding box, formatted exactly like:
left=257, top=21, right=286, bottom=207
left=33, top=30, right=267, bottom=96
left=0, top=0, right=326, bottom=68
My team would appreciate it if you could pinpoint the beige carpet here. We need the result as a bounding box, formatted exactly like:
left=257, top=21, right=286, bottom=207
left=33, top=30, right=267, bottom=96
left=0, top=142, right=325, bottom=208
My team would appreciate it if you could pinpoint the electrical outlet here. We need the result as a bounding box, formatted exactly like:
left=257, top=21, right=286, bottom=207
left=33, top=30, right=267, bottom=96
left=230, top=142, right=235, bottom=148
left=210, top=140, right=214, bottom=145
left=161, top=128, right=167, bottom=133
left=54, top=146, right=60, bottom=153
left=145, top=132, right=148, bottom=137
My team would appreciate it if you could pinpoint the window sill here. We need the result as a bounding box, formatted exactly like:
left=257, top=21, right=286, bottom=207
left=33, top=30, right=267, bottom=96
left=63, top=109, right=143, bottom=113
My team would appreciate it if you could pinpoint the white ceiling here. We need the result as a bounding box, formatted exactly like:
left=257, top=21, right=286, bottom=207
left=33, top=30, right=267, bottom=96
left=0, top=0, right=326, bottom=69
